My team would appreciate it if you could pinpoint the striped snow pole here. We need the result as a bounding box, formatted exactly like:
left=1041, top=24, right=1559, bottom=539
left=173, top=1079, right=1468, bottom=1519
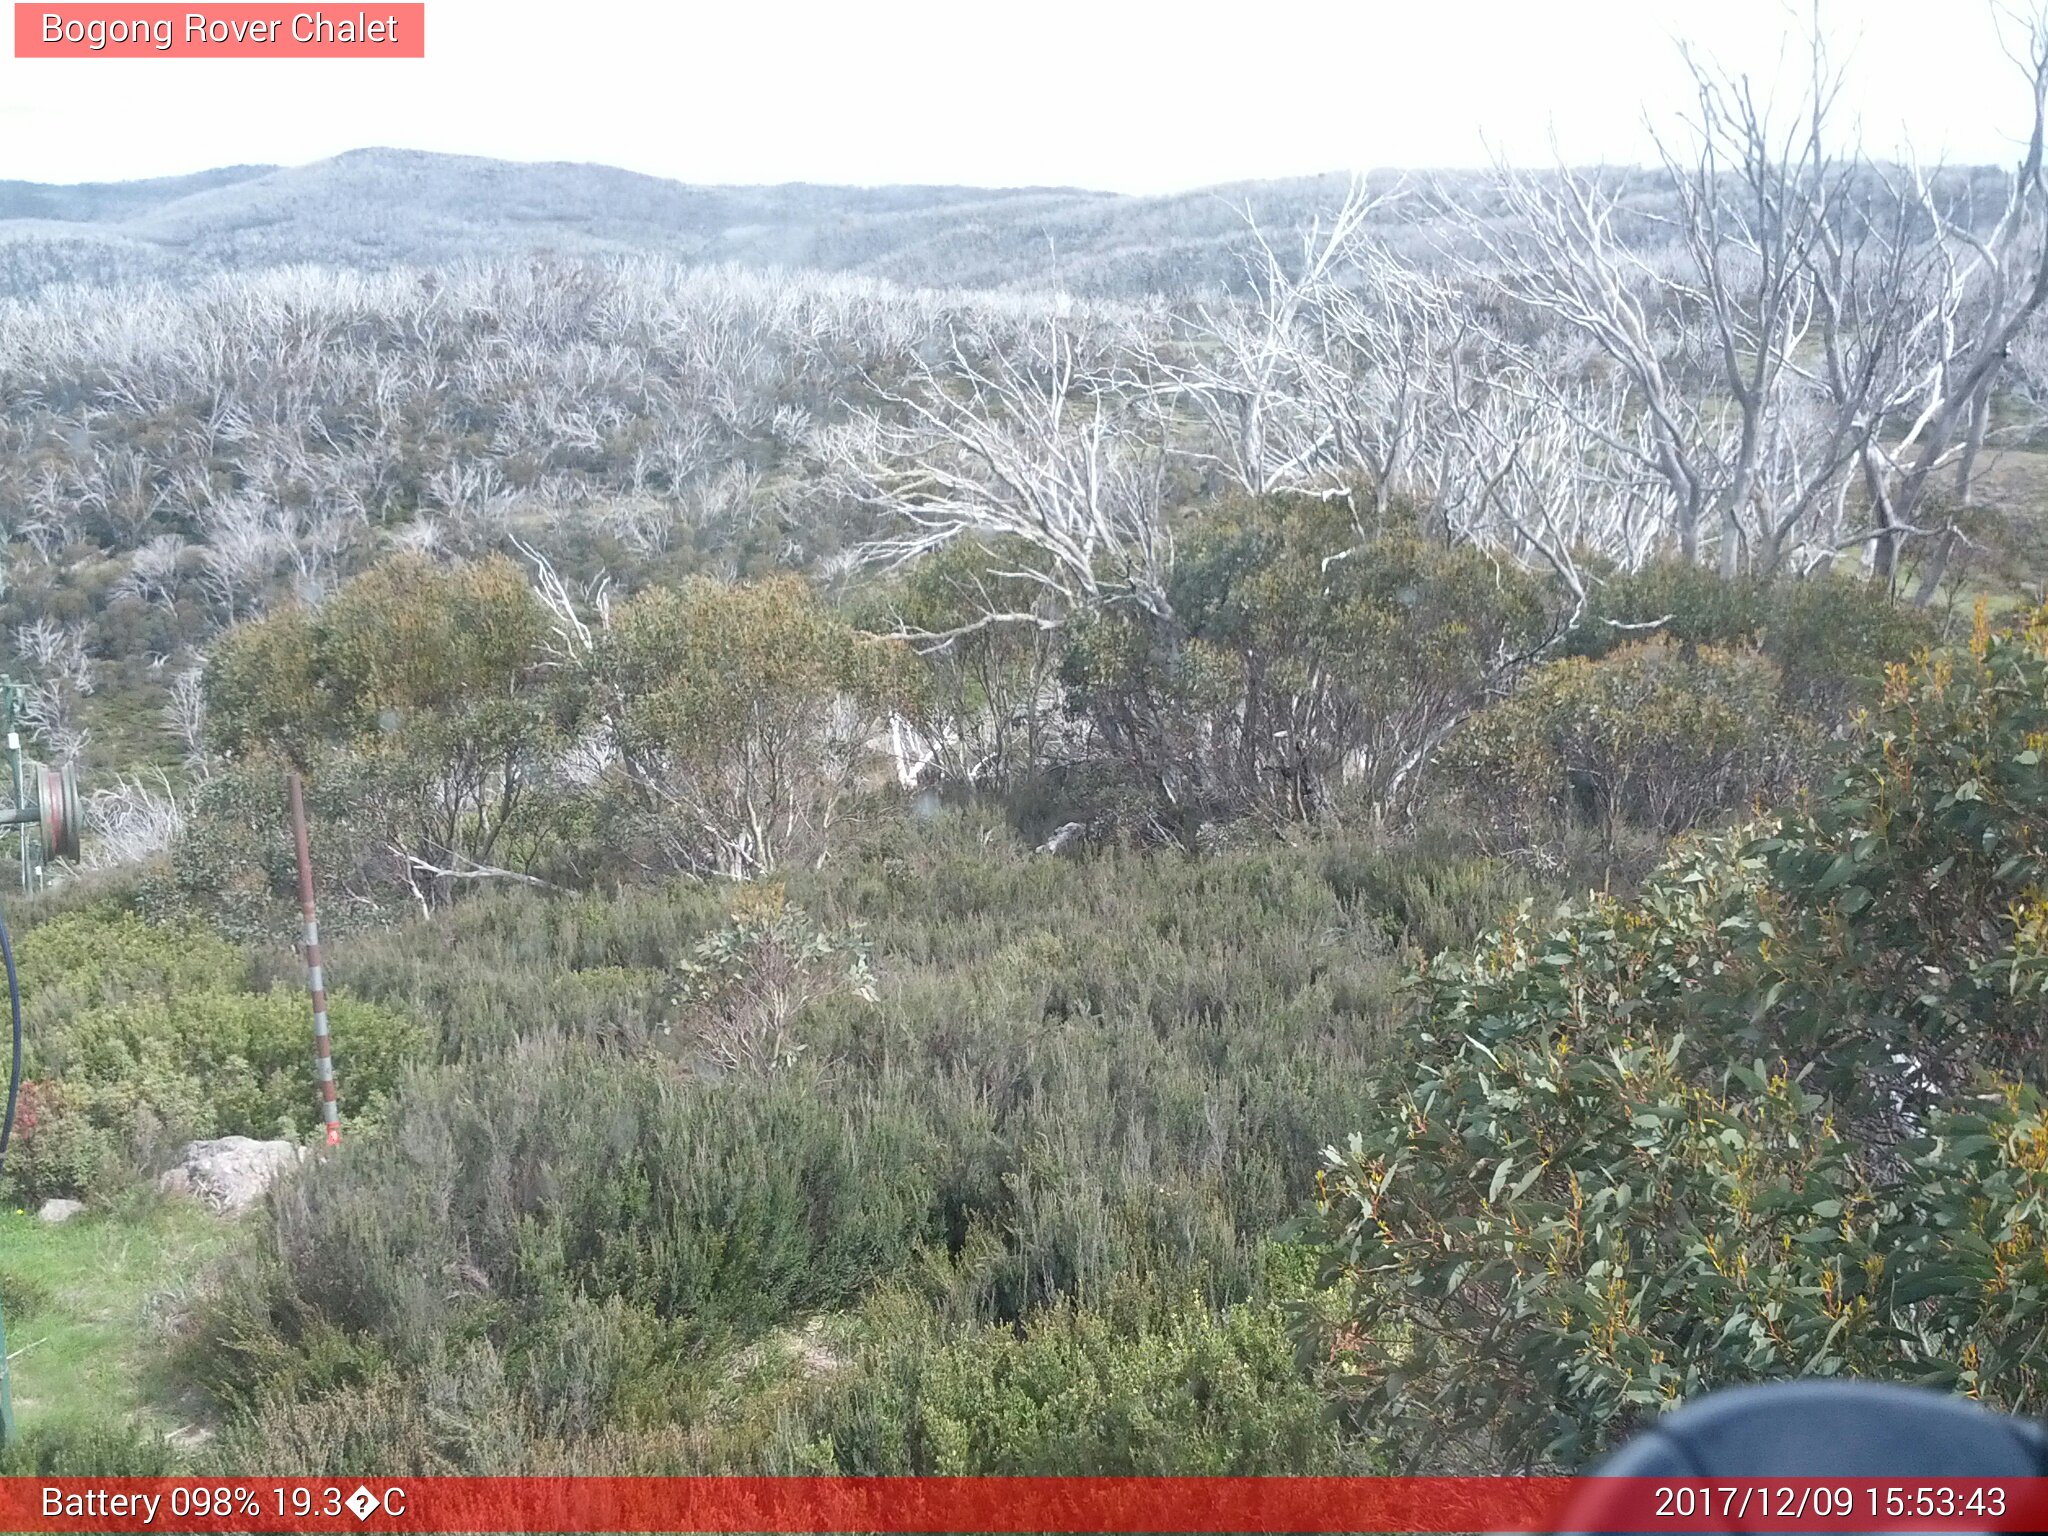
left=288, top=771, right=341, bottom=1147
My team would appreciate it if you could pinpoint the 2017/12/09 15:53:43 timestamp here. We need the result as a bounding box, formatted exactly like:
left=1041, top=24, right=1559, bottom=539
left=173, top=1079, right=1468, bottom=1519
left=1648, top=1481, right=2011, bottom=1524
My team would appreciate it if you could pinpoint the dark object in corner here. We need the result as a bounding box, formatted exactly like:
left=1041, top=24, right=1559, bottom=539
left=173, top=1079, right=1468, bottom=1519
left=1559, top=1381, right=2048, bottom=1535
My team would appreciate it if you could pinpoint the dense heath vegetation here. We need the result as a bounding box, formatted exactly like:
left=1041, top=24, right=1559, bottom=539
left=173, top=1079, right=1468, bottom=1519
left=6, top=521, right=2038, bottom=1476
left=12, top=17, right=2048, bottom=1478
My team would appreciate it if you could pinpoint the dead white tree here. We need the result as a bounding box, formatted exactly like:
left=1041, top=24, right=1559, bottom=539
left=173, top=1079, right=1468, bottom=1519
left=510, top=534, right=611, bottom=665
left=14, top=618, right=94, bottom=699
left=112, top=534, right=190, bottom=608
left=1286, top=235, right=1463, bottom=516
left=83, top=772, right=183, bottom=868
left=1146, top=180, right=1393, bottom=497
left=185, top=489, right=295, bottom=621
left=17, top=681, right=86, bottom=767
left=1431, top=358, right=1669, bottom=610
left=1464, top=8, right=2048, bottom=594
left=1135, top=178, right=1669, bottom=605
left=1885, top=17, right=2048, bottom=595
left=164, top=665, right=210, bottom=778
left=843, top=321, right=1174, bottom=638
left=1468, top=152, right=1801, bottom=575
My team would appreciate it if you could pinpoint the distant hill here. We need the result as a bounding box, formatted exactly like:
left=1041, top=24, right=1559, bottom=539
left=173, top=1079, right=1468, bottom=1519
left=0, top=147, right=1390, bottom=297
left=0, top=148, right=2008, bottom=305
left=0, top=163, right=276, bottom=222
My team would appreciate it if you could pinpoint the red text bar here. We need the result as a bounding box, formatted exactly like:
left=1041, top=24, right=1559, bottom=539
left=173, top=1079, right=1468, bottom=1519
left=11, top=1477, right=2048, bottom=1533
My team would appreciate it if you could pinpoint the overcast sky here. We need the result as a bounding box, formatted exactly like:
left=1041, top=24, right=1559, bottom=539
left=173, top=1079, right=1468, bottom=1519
left=0, top=1, right=2036, bottom=191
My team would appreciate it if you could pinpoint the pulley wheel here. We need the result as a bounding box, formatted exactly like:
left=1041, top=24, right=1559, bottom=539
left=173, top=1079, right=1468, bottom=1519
left=38, top=765, right=79, bottom=862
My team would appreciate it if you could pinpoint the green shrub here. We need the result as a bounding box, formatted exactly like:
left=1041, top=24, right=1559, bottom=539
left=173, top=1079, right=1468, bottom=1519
left=185, top=827, right=1418, bottom=1468
left=13, top=906, right=245, bottom=1003
left=4, top=909, right=428, bottom=1202
left=1444, top=640, right=1814, bottom=847
left=1313, top=874, right=1878, bottom=1469
left=779, top=1276, right=1373, bottom=1474
left=193, top=554, right=585, bottom=919
left=199, top=1350, right=536, bottom=1477
left=214, top=1037, right=945, bottom=1361
left=872, top=538, right=1065, bottom=789
left=1877, top=1086, right=2048, bottom=1407
left=1566, top=560, right=1769, bottom=658
left=206, top=553, right=552, bottom=758
left=591, top=576, right=922, bottom=878
left=1318, top=832, right=1540, bottom=957
left=146, top=756, right=446, bottom=942
left=1734, top=604, right=2048, bottom=1102
left=1765, top=575, right=1937, bottom=716
left=663, top=885, right=877, bottom=1073
left=1317, top=967, right=2048, bottom=1468
left=9, top=1082, right=123, bottom=1200
left=1313, top=604, right=2048, bottom=1470
left=0, top=1422, right=179, bottom=1476
left=1061, top=492, right=1558, bottom=831
left=0, top=1266, right=54, bottom=1320
left=1568, top=562, right=1933, bottom=719
left=241, top=879, right=718, bottom=1062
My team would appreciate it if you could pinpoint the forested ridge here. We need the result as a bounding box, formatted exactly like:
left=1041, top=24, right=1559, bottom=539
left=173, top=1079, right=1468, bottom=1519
left=5, top=22, right=2048, bottom=1479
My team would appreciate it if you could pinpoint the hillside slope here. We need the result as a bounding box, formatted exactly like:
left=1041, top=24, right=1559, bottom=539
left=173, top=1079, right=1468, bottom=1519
left=0, top=148, right=1375, bottom=296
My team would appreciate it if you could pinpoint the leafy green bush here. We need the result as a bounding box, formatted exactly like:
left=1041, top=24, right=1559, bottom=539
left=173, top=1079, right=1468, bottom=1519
left=1060, top=492, right=1557, bottom=833
left=592, top=575, right=922, bottom=878
left=1317, top=989, right=2048, bottom=1467
left=1568, top=562, right=1933, bottom=718
left=1317, top=831, right=1540, bottom=957
left=205, top=1037, right=945, bottom=1366
left=185, top=825, right=1416, bottom=1468
left=1733, top=604, right=2048, bottom=1103
left=1313, top=870, right=1877, bottom=1469
left=207, top=553, right=554, bottom=760
left=8, top=1083, right=120, bottom=1200
left=1878, top=1085, right=2048, bottom=1407
left=1449, top=564, right=1932, bottom=853
left=5, top=909, right=427, bottom=1202
left=664, top=885, right=877, bottom=1073
left=780, top=1274, right=1372, bottom=1473
left=1565, top=560, right=1769, bottom=658
left=1765, top=575, right=1939, bottom=717
left=0, top=1265, right=54, bottom=1320
left=194, top=554, right=585, bottom=918
left=0, top=1423, right=178, bottom=1476
left=1313, top=604, right=2048, bottom=1469
left=1444, top=640, right=1813, bottom=847
left=872, top=538, right=1066, bottom=790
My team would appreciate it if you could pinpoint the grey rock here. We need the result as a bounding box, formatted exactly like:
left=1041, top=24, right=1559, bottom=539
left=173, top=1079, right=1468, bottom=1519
left=157, top=1136, right=307, bottom=1215
left=35, top=1197, right=84, bottom=1223
left=1037, top=821, right=1089, bottom=855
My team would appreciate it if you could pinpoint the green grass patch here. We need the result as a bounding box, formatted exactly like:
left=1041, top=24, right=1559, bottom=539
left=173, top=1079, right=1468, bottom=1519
left=0, top=1193, right=237, bottom=1445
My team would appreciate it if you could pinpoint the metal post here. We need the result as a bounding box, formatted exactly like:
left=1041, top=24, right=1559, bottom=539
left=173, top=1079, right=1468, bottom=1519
left=0, top=1276, right=15, bottom=1447
left=2, top=682, right=24, bottom=895
left=288, top=772, right=341, bottom=1148
left=0, top=682, right=23, bottom=1444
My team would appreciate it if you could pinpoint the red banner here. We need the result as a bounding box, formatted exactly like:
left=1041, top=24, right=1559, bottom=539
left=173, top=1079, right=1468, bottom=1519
left=14, top=5, right=424, bottom=57
left=8, top=1477, right=2048, bottom=1533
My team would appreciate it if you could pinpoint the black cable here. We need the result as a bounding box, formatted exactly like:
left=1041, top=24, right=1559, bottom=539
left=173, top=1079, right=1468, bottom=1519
left=0, top=902, right=21, bottom=1179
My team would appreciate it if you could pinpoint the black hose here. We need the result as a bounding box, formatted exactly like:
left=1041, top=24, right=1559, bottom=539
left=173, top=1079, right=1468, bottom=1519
left=0, top=903, right=20, bottom=1179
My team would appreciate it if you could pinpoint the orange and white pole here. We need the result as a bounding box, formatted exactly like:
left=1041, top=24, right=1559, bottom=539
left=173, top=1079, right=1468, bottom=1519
left=287, top=771, right=341, bottom=1147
